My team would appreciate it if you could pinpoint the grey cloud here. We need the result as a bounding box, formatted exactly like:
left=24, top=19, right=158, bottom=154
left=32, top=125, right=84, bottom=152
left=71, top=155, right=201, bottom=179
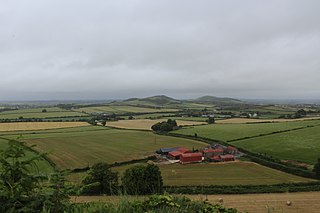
left=0, top=0, right=320, bottom=100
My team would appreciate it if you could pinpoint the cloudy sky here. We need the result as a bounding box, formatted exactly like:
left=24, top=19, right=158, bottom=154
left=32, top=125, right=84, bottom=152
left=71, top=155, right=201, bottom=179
left=1, top=0, right=319, bottom=100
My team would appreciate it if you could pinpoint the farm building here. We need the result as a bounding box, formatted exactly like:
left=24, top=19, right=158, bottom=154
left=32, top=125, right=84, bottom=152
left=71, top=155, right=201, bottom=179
left=157, top=147, right=178, bottom=155
left=226, top=146, right=238, bottom=155
left=180, top=152, right=203, bottom=164
left=202, top=149, right=224, bottom=158
left=168, top=147, right=190, bottom=160
left=220, top=154, right=235, bottom=162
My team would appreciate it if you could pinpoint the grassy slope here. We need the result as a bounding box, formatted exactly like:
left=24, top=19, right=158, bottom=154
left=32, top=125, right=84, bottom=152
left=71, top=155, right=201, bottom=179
left=232, top=125, right=320, bottom=164
left=20, top=129, right=206, bottom=170
left=112, top=162, right=312, bottom=185
left=173, top=119, right=320, bottom=142
left=0, top=138, right=54, bottom=173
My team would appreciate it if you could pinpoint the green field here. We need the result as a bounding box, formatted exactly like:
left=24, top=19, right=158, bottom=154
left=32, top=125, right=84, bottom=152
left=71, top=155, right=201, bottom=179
left=74, top=105, right=178, bottom=114
left=167, top=116, right=208, bottom=122
left=233, top=125, right=320, bottom=164
left=120, top=113, right=176, bottom=119
left=0, top=138, right=54, bottom=173
left=67, top=161, right=312, bottom=186
left=0, top=107, right=86, bottom=119
left=113, top=162, right=312, bottom=185
left=18, top=128, right=206, bottom=170
left=173, top=119, right=320, bottom=142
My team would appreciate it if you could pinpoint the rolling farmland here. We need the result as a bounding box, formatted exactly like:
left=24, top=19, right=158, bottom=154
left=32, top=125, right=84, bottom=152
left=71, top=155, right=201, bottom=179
left=233, top=125, right=320, bottom=164
left=22, top=128, right=207, bottom=170
left=112, top=161, right=312, bottom=186
left=0, top=107, right=86, bottom=119
left=0, top=122, right=90, bottom=132
left=105, top=119, right=207, bottom=130
left=74, top=105, right=178, bottom=114
left=173, top=119, right=320, bottom=142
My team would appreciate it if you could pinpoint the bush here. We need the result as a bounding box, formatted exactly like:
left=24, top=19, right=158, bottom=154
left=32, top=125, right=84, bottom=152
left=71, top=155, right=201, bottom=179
left=122, top=164, right=163, bottom=195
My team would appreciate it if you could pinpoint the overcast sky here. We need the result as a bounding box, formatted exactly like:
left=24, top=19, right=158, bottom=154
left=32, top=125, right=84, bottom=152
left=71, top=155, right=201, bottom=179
left=1, top=0, right=320, bottom=100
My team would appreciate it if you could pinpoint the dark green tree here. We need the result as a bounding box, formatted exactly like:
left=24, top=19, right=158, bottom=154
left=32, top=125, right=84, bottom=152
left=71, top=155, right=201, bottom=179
left=82, top=163, right=118, bottom=195
left=122, top=164, right=163, bottom=195
left=42, top=109, right=47, bottom=113
left=207, top=117, right=215, bottom=124
left=313, top=158, right=320, bottom=178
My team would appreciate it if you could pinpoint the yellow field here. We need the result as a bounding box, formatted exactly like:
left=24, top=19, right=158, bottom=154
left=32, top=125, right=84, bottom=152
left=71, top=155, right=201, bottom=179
left=105, top=119, right=206, bottom=130
left=216, top=117, right=320, bottom=124
left=71, top=191, right=320, bottom=213
left=0, top=122, right=90, bottom=132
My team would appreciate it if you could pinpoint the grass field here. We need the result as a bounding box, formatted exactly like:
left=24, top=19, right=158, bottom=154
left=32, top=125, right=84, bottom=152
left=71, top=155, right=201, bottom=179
left=173, top=119, right=320, bottom=142
left=167, top=116, right=208, bottom=122
left=105, top=119, right=207, bottom=130
left=74, top=105, right=178, bottom=114
left=0, top=138, right=54, bottom=173
left=111, top=162, right=312, bottom=186
left=0, top=122, right=90, bottom=132
left=21, top=128, right=207, bottom=170
left=0, top=107, right=85, bottom=119
left=233, top=125, right=320, bottom=164
left=120, top=113, right=176, bottom=119
left=216, top=117, right=320, bottom=124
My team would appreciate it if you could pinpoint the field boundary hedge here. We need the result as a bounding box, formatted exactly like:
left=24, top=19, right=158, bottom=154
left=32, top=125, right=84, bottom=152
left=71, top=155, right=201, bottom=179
left=164, top=181, right=320, bottom=194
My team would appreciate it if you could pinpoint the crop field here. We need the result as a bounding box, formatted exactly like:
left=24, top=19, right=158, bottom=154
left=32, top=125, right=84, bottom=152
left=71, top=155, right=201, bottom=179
left=0, top=107, right=85, bottom=119
left=233, top=125, right=320, bottom=164
left=173, top=119, right=320, bottom=142
left=0, top=122, right=90, bottom=132
left=74, top=105, right=178, bottom=114
left=112, top=161, right=312, bottom=186
left=167, top=116, right=208, bottom=122
left=21, top=128, right=207, bottom=170
left=120, top=113, right=176, bottom=119
left=105, top=119, right=207, bottom=130
left=216, top=117, right=320, bottom=124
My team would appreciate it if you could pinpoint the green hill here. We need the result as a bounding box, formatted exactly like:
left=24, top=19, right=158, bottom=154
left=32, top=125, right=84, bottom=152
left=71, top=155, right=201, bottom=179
left=194, top=95, right=243, bottom=105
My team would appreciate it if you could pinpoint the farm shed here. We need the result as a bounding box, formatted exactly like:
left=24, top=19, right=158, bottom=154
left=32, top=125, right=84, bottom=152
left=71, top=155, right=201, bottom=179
left=168, top=147, right=190, bottom=160
left=202, top=149, right=224, bottom=158
left=180, top=152, right=203, bottom=164
left=210, top=155, right=221, bottom=162
left=226, top=146, right=238, bottom=155
left=157, top=147, right=178, bottom=155
left=220, top=154, right=235, bottom=162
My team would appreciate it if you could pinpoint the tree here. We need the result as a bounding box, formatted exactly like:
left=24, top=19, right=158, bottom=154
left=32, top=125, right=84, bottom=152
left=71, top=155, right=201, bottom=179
left=42, top=109, right=47, bottom=113
left=207, top=117, right=215, bottom=124
left=313, top=158, right=320, bottom=178
left=0, top=140, right=70, bottom=212
left=101, top=120, right=107, bottom=126
left=82, top=163, right=118, bottom=195
left=151, top=119, right=178, bottom=132
left=122, top=164, right=163, bottom=195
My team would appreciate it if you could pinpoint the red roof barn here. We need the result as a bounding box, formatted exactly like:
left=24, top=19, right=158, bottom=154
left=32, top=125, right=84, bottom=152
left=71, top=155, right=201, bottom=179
left=202, top=149, right=224, bottom=158
left=168, top=147, right=190, bottom=160
left=180, top=152, right=203, bottom=164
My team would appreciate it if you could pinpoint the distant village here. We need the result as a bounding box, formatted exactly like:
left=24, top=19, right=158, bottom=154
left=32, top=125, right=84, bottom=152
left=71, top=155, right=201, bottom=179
left=156, top=143, right=243, bottom=164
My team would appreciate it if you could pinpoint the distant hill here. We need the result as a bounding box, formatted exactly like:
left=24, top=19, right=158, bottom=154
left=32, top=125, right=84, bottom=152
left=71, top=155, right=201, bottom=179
left=117, top=95, right=181, bottom=106
left=194, top=96, right=243, bottom=105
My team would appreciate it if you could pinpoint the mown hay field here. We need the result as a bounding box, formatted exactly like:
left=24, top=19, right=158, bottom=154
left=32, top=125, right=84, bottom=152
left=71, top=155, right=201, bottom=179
left=0, top=107, right=85, bottom=119
left=216, top=117, right=320, bottom=124
left=173, top=119, right=320, bottom=142
left=105, top=119, right=207, bottom=130
left=112, top=161, right=312, bottom=186
left=21, top=128, right=207, bottom=170
left=0, top=122, right=90, bottom=132
left=233, top=125, right=320, bottom=164
left=74, top=105, right=178, bottom=114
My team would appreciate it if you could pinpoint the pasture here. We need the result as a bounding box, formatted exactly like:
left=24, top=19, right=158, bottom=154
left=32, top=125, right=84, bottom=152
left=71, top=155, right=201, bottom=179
left=0, top=122, right=90, bottom=132
left=105, top=119, right=207, bottom=130
left=216, top=117, right=320, bottom=124
left=173, top=119, right=320, bottom=142
left=22, top=128, right=207, bottom=170
left=74, top=105, right=178, bottom=114
left=232, top=125, right=320, bottom=164
left=112, top=162, right=312, bottom=186
left=0, top=107, right=85, bottom=119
